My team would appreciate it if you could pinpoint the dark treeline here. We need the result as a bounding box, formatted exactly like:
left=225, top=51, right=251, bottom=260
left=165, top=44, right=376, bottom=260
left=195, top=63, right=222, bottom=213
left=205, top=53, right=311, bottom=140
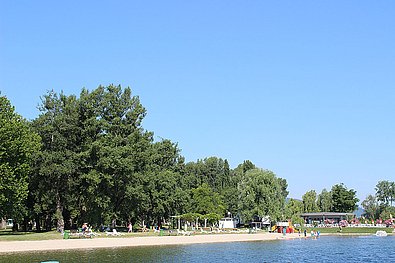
left=1, top=85, right=289, bottom=232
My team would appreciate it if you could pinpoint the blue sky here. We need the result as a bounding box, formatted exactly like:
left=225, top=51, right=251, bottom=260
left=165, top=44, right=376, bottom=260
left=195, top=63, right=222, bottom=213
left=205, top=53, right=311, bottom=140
left=1, top=1, right=394, bottom=202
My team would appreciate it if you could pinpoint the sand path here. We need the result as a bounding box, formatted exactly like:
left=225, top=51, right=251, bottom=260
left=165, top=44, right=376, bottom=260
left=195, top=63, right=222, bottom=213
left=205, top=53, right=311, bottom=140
left=0, top=233, right=301, bottom=253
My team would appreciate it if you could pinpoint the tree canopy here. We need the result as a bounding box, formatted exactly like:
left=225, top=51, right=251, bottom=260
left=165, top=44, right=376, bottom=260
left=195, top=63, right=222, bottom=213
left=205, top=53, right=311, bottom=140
left=238, top=168, right=287, bottom=223
left=5, top=84, right=392, bottom=231
left=0, top=96, right=41, bottom=221
left=331, top=183, right=359, bottom=213
left=2, top=85, right=290, bottom=231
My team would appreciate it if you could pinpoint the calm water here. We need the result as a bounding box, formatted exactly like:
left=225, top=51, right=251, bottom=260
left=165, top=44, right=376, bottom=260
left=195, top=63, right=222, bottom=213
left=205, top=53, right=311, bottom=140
left=1, top=236, right=394, bottom=263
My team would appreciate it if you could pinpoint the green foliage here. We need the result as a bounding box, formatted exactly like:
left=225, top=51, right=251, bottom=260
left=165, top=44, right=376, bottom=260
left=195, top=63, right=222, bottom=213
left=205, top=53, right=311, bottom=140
left=238, top=168, right=287, bottom=223
left=0, top=96, right=41, bottom=220
left=379, top=206, right=395, bottom=220
left=331, top=183, right=359, bottom=213
left=180, top=212, right=202, bottom=222
left=375, top=180, right=395, bottom=206
left=285, top=198, right=304, bottom=224
left=2, top=86, right=293, bottom=231
left=203, top=213, right=222, bottom=224
left=302, top=190, right=318, bottom=213
left=190, top=183, right=225, bottom=215
left=361, top=194, right=380, bottom=220
left=317, top=188, right=332, bottom=212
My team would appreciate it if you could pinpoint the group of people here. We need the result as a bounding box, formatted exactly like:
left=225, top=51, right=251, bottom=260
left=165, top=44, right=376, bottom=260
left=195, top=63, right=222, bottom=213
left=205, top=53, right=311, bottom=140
left=85, top=222, right=134, bottom=234
left=301, top=229, right=320, bottom=238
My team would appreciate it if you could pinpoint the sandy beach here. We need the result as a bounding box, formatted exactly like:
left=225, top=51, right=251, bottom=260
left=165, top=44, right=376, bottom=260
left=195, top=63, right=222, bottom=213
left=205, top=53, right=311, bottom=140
left=0, top=233, right=301, bottom=253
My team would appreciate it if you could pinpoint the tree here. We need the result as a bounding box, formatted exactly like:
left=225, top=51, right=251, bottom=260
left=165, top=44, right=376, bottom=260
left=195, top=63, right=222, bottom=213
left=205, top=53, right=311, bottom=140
left=238, top=168, right=287, bottom=223
left=317, top=189, right=332, bottom=212
left=146, top=170, right=188, bottom=227
left=0, top=96, right=41, bottom=225
left=361, top=194, right=380, bottom=220
left=77, top=85, right=153, bottom=227
left=331, top=183, right=359, bottom=213
left=375, top=180, right=395, bottom=207
left=379, top=206, right=395, bottom=220
left=190, top=183, right=225, bottom=216
left=285, top=198, right=304, bottom=225
left=302, top=190, right=318, bottom=213
left=30, top=85, right=154, bottom=231
left=30, top=91, right=81, bottom=231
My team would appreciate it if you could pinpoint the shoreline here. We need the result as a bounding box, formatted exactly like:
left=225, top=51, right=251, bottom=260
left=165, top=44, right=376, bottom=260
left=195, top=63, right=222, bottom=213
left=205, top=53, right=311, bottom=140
left=0, top=233, right=300, bottom=253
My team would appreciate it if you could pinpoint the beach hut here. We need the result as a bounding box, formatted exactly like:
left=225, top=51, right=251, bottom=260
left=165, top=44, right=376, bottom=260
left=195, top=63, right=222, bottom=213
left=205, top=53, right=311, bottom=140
left=219, top=217, right=238, bottom=229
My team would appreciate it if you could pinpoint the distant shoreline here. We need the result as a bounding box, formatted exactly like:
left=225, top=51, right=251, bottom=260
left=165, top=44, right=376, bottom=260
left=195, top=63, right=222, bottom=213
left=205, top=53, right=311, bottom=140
left=0, top=233, right=300, bottom=253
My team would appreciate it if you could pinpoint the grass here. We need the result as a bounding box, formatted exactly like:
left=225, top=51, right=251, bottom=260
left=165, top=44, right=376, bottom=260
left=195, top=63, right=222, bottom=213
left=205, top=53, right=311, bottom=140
left=0, top=229, right=63, bottom=241
left=302, top=227, right=393, bottom=234
left=1, top=226, right=393, bottom=242
left=0, top=228, right=184, bottom=242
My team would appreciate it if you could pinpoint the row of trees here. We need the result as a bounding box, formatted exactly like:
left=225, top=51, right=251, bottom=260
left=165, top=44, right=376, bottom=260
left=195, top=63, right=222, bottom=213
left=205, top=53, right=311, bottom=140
left=301, top=184, right=359, bottom=214
left=0, top=86, right=288, bottom=232
left=2, top=85, right=393, bottom=231
left=285, top=181, right=395, bottom=223
left=283, top=184, right=359, bottom=225
left=361, top=180, right=395, bottom=221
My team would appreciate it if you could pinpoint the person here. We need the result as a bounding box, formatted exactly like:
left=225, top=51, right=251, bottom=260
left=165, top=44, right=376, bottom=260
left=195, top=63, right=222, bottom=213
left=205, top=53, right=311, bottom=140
left=304, top=229, right=307, bottom=237
left=128, top=222, right=133, bottom=233
left=82, top=223, right=88, bottom=233
left=283, top=227, right=286, bottom=236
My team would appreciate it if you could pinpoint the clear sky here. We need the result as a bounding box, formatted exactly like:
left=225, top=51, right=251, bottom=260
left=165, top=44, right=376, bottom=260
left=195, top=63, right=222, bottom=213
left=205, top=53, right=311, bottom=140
left=1, top=1, right=394, bottom=202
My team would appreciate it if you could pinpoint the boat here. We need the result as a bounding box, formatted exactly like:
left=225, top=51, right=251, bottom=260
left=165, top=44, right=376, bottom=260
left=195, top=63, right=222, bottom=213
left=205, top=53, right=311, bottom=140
left=375, top=230, right=387, bottom=237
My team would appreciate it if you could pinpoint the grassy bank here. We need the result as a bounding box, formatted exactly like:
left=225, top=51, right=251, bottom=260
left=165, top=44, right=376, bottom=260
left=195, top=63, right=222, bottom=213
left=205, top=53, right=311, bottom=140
left=302, top=227, right=393, bottom=234
left=1, top=227, right=393, bottom=242
left=0, top=228, right=195, bottom=242
left=0, top=229, right=62, bottom=241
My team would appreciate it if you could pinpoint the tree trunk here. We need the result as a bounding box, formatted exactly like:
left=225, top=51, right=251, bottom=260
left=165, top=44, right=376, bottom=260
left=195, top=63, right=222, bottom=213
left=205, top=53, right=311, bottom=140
left=23, top=217, right=28, bottom=232
left=45, top=214, right=52, bottom=231
left=35, top=214, right=41, bottom=232
left=56, top=193, right=64, bottom=232
left=12, top=220, right=18, bottom=232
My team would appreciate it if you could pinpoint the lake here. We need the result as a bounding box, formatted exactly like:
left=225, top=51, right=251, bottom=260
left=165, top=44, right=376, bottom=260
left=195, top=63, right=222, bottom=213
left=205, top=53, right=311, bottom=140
left=1, top=235, right=394, bottom=262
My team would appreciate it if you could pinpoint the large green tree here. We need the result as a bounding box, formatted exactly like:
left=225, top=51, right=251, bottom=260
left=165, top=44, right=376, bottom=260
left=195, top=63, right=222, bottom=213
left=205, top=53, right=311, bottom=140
left=238, top=168, right=287, bottom=223
left=285, top=198, right=304, bottom=225
left=375, top=180, right=395, bottom=207
left=302, top=190, right=318, bottom=213
left=30, top=85, right=156, bottom=230
left=317, top=188, right=332, bottom=212
left=0, top=96, right=41, bottom=225
left=30, top=91, right=81, bottom=231
left=76, top=85, right=153, bottom=227
left=331, top=183, right=359, bottom=213
left=361, top=194, right=380, bottom=220
left=190, top=183, right=225, bottom=216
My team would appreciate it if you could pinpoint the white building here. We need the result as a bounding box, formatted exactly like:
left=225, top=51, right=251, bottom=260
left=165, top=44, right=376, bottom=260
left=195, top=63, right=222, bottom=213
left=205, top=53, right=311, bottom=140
left=219, top=217, right=237, bottom=229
